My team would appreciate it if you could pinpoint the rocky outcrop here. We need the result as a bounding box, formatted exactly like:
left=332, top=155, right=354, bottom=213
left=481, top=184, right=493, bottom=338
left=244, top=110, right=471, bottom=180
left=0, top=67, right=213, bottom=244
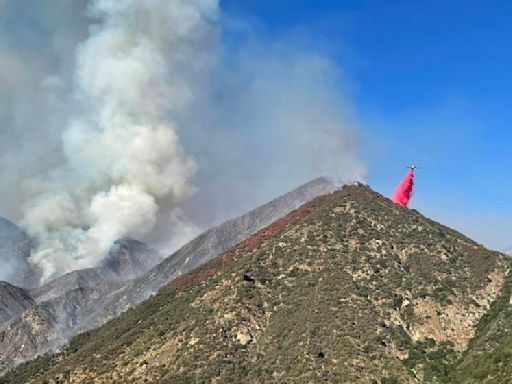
left=0, top=308, right=56, bottom=374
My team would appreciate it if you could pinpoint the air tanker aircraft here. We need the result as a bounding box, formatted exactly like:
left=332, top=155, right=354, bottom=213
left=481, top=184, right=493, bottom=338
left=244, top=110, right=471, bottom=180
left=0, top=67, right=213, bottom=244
left=392, top=165, right=418, bottom=207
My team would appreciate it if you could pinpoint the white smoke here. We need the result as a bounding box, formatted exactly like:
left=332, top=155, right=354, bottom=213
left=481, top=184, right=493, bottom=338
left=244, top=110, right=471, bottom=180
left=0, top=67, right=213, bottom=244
left=1, top=0, right=365, bottom=283
left=176, top=35, right=367, bottom=225
left=18, top=0, right=217, bottom=281
left=0, top=1, right=89, bottom=222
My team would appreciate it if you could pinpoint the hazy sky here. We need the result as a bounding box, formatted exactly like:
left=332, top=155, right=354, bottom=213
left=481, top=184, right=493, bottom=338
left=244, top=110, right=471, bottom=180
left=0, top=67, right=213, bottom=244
left=223, top=0, right=512, bottom=250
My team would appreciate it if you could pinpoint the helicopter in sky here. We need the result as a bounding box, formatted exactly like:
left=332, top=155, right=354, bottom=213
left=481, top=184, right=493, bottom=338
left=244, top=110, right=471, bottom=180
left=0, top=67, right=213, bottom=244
left=407, top=165, right=420, bottom=171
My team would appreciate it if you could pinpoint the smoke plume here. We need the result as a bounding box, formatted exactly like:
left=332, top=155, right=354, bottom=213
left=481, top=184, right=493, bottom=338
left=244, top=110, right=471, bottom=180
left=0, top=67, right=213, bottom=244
left=392, top=169, right=414, bottom=207
left=0, top=0, right=365, bottom=283
left=18, top=0, right=218, bottom=281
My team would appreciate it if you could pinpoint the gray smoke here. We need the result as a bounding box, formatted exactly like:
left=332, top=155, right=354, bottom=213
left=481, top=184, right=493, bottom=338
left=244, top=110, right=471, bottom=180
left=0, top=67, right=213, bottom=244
left=176, top=37, right=366, bottom=226
left=0, top=218, right=31, bottom=284
left=0, top=1, right=89, bottom=220
left=0, top=0, right=365, bottom=282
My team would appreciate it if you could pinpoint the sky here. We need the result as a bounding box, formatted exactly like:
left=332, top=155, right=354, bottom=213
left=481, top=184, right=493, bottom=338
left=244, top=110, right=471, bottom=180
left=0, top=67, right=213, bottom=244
left=222, top=0, right=512, bottom=250
left=0, top=0, right=510, bottom=268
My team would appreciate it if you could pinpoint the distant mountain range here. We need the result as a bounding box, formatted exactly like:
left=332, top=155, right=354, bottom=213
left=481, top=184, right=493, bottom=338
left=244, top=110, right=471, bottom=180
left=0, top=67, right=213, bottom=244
left=0, top=237, right=161, bottom=372
left=0, top=177, right=336, bottom=375
left=3, top=184, right=512, bottom=383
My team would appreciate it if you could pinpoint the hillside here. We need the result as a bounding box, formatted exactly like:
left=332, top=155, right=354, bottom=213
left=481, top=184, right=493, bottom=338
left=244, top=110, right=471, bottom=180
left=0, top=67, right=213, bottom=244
left=0, top=177, right=335, bottom=374
left=77, top=176, right=336, bottom=331
left=0, top=282, right=35, bottom=323
left=29, top=238, right=161, bottom=303
left=3, top=185, right=512, bottom=383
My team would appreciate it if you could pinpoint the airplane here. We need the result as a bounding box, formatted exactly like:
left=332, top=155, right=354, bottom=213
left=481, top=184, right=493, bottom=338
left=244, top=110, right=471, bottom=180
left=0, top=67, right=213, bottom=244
left=407, top=165, right=420, bottom=170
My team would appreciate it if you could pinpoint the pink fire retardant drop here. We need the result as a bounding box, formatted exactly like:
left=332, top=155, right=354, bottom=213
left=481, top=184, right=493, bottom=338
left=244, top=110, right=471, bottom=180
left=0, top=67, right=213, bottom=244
left=392, top=169, right=414, bottom=207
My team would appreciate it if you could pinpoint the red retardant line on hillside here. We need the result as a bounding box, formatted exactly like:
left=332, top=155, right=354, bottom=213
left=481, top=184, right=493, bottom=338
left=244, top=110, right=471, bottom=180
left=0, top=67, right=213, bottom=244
left=165, top=204, right=315, bottom=294
left=237, top=205, right=314, bottom=254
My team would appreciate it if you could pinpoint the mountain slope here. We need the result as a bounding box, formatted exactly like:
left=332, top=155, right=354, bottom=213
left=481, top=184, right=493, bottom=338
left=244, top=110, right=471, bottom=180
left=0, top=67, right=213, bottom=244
left=3, top=185, right=511, bottom=384
left=29, top=238, right=161, bottom=303
left=446, top=277, right=512, bottom=383
left=0, top=177, right=335, bottom=374
left=79, top=176, right=336, bottom=331
left=0, top=238, right=161, bottom=373
left=0, top=283, right=35, bottom=323
left=99, top=237, right=162, bottom=280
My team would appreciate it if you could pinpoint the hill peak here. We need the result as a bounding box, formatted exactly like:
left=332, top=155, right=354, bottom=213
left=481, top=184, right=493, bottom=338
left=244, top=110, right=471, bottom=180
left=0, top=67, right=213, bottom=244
left=4, top=183, right=512, bottom=383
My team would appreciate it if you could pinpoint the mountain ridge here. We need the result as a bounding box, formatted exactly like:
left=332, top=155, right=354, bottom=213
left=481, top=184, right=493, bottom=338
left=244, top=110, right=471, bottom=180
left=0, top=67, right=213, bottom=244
left=4, top=184, right=511, bottom=383
left=0, top=177, right=336, bottom=375
left=77, top=176, right=337, bottom=331
left=0, top=238, right=162, bottom=374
